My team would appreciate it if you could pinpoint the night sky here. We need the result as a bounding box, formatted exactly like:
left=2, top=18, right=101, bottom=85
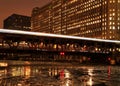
left=0, top=0, right=51, bottom=28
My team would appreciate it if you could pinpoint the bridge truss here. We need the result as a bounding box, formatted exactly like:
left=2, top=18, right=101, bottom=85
left=0, top=29, right=120, bottom=64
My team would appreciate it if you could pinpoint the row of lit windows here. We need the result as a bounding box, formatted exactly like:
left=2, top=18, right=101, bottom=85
left=80, top=3, right=101, bottom=10
left=109, top=26, right=115, bottom=30
left=75, top=0, right=101, bottom=6
left=47, top=21, right=120, bottom=30
left=109, top=22, right=115, bottom=25
left=67, top=22, right=101, bottom=30
left=66, top=13, right=102, bottom=22
left=63, top=1, right=103, bottom=13
left=109, top=13, right=115, bottom=16
left=109, top=26, right=120, bottom=30
left=109, top=31, right=115, bottom=34
left=102, top=1, right=107, bottom=5
left=80, top=29, right=102, bottom=34
left=110, top=0, right=116, bottom=3
left=60, top=18, right=102, bottom=29
left=110, top=0, right=120, bottom=3
left=52, top=23, right=102, bottom=32
left=76, top=6, right=101, bottom=14
left=67, top=0, right=77, bottom=5
left=109, top=17, right=115, bottom=20
left=102, top=36, right=116, bottom=39
left=77, top=19, right=101, bottom=25
left=109, top=9, right=115, bottom=11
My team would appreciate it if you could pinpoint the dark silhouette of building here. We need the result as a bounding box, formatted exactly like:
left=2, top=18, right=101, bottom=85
left=3, top=14, right=31, bottom=31
left=31, top=0, right=120, bottom=40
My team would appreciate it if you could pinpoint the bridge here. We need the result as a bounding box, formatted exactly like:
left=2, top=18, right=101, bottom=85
left=0, top=29, right=120, bottom=64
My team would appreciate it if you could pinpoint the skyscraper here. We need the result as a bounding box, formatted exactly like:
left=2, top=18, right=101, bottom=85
left=4, top=14, right=31, bottom=31
left=31, top=0, right=120, bottom=40
left=31, top=3, right=52, bottom=33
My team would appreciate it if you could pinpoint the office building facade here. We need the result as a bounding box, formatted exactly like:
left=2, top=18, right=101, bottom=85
left=31, top=3, right=52, bottom=33
left=4, top=14, right=31, bottom=31
left=31, top=0, right=120, bottom=40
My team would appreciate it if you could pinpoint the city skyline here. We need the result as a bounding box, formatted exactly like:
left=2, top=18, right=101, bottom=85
left=0, top=0, right=51, bottom=28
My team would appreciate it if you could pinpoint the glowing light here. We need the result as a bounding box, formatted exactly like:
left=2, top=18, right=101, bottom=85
left=60, top=52, right=65, bottom=56
left=88, top=69, right=93, bottom=76
left=25, top=66, right=31, bottom=77
left=17, top=83, right=22, bottom=86
left=65, top=72, right=70, bottom=78
left=108, top=58, right=111, bottom=61
left=0, top=29, right=120, bottom=44
left=53, top=44, right=57, bottom=49
left=87, top=77, right=93, bottom=86
left=0, top=62, right=8, bottom=67
left=95, top=48, right=98, bottom=51
left=65, top=80, right=71, bottom=86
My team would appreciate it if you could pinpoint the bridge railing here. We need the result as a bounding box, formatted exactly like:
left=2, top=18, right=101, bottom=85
left=0, top=41, right=117, bottom=54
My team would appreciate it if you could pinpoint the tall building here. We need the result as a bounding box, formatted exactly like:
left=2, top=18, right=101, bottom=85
left=31, top=0, right=120, bottom=40
left=31, top=3, right=52, bottom=33
left=4, top=14, right=31, bottom=31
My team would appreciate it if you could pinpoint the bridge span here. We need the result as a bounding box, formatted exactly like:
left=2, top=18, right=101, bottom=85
left=0, top=29, right=120, bottom=64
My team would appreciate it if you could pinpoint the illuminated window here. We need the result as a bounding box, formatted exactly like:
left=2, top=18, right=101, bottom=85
left=109, top=22, right=112, bottom=25
left=110, top=26, right=112, bottom=29
left=110, top=36, right=112, bottom=39
left=118, top=18, right=120, bottom=20
left=113, top=22, right=115, bottom=25
left=118, top=0, right=120, bottom=3
left=118, top=13, right=120, bottom=16
left=113, top=26, right=115, bottom=30
left=113, top=13, right=115, bottom=16
left=118, top=26, right=120, bottom=30
left=109, top=17, right=112, bottom=20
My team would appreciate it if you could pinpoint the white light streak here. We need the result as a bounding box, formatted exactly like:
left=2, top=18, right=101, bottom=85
left=0, top=29, right=120, bottom=44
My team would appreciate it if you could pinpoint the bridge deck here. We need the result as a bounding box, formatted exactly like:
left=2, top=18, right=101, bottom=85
left=0, top=29, right=120, bottom=44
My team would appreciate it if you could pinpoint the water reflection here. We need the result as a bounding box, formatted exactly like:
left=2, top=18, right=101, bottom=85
left=0, top=61, right=120, bottom=86
left=0, top=68, right=7, bottom=78
left=87, top=77, right=93, bottom=86
left=87, top=69, right=93, bottom=86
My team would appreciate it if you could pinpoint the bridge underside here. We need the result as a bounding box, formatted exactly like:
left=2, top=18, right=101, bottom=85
left=0, top=48, right=110, bottom=64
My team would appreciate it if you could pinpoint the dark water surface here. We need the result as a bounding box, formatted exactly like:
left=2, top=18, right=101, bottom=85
left=0, top=61, right=120, bottom=86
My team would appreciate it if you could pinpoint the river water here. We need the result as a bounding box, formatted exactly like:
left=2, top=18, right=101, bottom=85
left=0, top=61, right=120, bottom=86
